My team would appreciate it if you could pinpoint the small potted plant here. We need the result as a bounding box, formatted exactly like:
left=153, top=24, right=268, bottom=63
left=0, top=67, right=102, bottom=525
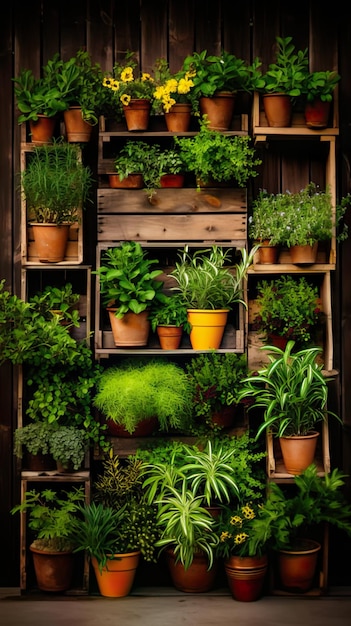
left=148, top=294, right=191, bottom=349
left=171, top=244, right=256, bottom=349
left=93, top=359, right=194, bottom=436
left=13, top=421, right=56, bottom=471
left=248, top=189, right=288, bottom=263
left=238, top=340, right=342, bottom=475
left=174, top=118, right=261, bottom=189
left=252, top=275, right=323, bottom=350
left=153, top=58, right=196, bottom=131
left=302, top=69, right=340, bottom=128
left=182, top=49, right=263, bottom=129
left=21, top=140, right=93, bottom=262
left=158, top=147, right=186, bottom=188
left=11, top=486, right=85, bottom=592
left=94, top=241, right=167, bottom=346
left=185, top=352, right=248, bottom=430
left=30, top=282, right=80, bottom=328
left=258, top=35, right=309, bottom=127
left=102, top=51, right=156, bottom=130
left=250, top=464, right=351, bottom=593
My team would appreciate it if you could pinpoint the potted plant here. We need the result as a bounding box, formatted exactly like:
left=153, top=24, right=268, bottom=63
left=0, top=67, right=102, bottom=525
left=258, top=36, right=309, bottom=127
left=249, top=464, right=351, bottom=593
left=11, top=486, right=85, bottom=592
left=170, top=244, right=256, bottom=349
left=13, top=421, right=56, bottom=471
left=49, top=425, right=89, bottom=472
left=93, top=359, right=194, bottom=436
left=216, top=500, right=269, bottom=601
left=238, top=340, right=342, bottom=475
left=109, top=140, right=164, bottom=197
left=302, top=70, right=340, bottom=129
left=153, top=478, right=220, bottom=592
left=30, top=282, right=80, bottom=328
left=53, top=49, right=108, bottom=140
left=102, top=50, right=156, bottom=130
left=70, top=450, right=159, bottom=597
left=13, top=58, right=66, bottom=143
left=182, top=49, right=263, bottom=129
left=94, top=241, right=167, bottom=346
left=252, top=275, right=323, bottom=349
left=158, top=147, right=186, bottom=188
left=251, top=183, right=349, bottom=264
left=185, top=352, right=248, bottom=430
left=20, top=141, right=93, bottom=262
left=174, top=118, right=261, bottom=189
left=153, top=58, right=196, bottom=131
left=148, top=294, right=191, bottom=349
left=248, top=189, right=288, bottom=263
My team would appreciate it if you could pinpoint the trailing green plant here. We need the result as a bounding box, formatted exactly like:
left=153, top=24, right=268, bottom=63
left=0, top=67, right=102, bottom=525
left=49, top=426, right=89, bottom=471
left=174, top=119, right=261, bottom=187
left=11, top=486, right=85, bottom=552
left=259, top=35, right=309, bottom=97
left=93, top=359, right=194, bottom=435
left=185, top=352, right=248, bottom=427
left=252, top=275, right=323, bottom=345
left=171, top=244, right=256, bottom=310
left=94, top=241, right=167, bottom=319
left=238, top=340, right=341, bottom=439
left=13, top=421, right=56, bottom=459
left=247, top=464, right=351, bottom=552
left=21, top=140, right=93, bottom=224
left=158, top=147, right=185, bottom=176
left=30, top=283, right=80, bottom=327
left=149, top=294, right=191, bottom=333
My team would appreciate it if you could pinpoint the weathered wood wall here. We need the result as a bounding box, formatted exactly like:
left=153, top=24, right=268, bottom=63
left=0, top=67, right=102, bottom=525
left=1, top=0, right=351, bottom=587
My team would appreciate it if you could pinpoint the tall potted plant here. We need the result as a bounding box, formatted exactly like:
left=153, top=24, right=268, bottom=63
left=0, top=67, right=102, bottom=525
left=170, top=244, right=256, bottom=349
left=20, top=141, right=93, bottom=262
left=238, top=340, right=341, bottom=475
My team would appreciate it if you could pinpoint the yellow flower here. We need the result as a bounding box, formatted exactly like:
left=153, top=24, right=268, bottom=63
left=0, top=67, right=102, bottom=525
left=220, top=531, right=231, bottom=542
left=141, top=73, right=154, bottom=82
left=242, top=505, right=255, bottom=520
left=234, top=532, right=249, bottom=545
left=121, top=94, right=131, bottom=106
left=121, top=67, right=134, bottom=82
left=230, top=515, right=243, bottom=527
left=178, top=77, right=194, bottom=94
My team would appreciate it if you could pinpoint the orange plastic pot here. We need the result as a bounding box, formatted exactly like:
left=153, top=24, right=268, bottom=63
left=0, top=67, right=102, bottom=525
left=187, top=309, right=229, bottom=350
left=92, top=551, right=140, bottom=597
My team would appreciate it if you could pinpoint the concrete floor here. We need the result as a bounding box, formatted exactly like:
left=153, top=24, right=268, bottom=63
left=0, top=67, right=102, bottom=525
left=1, top=587, right=351, bottom=626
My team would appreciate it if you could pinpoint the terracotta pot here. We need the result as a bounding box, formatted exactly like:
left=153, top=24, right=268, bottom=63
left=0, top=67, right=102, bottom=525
left=267, top=335, right=289, bottom=351
left=304, top=99, right=331, bottom=129
left=29, top=115, right=56, bottom=145
left=165, top=549, right=218, bottom=593
left=277, top=539, right=321, bottom=592
left=289, top=242, right=318, bottom=265
left=224, top=554, right=268, bottom=602
left=187, top=309, right=229, bottom=350
left=63, top=107, right=93, bottom=142
left=262, top=93, right=292, bottom=127
left=91, top=552, right=140, bottom=597
left=105, top=416, right=158, bottom=438
left=258, top=242, right=279, bottom=264
left=123, top=99, right=151, bottom=131
left=108, top=173, right=143, bottom=189
left=30, top=545, right=74, bottom=592
left=199, top=92, right=236, bottom=130
left=164, top=103, right=192, bottom=132
left=279, top=431, right=319, bottom=475
left=107, top=308, right=150, bottom=347
left=30, top=223, right=70, bottom=263
left=156, top=325, right=183, bottom=349
left=160, top=174, right=185, bottom=188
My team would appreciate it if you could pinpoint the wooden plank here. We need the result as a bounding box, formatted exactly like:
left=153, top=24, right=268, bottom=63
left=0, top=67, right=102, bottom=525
left=140, top=0, right=167, bottom=72
left=168, top=0, right=195, bottom=72
left=97, top=213, right=247, bottom=242
left=97, top=188, right=247, bottom=214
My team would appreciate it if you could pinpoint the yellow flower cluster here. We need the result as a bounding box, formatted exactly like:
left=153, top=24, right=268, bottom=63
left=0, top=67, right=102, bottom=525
left=103, top=66, right=155, bottom=107
left=153, top=72, right=195, bottom=112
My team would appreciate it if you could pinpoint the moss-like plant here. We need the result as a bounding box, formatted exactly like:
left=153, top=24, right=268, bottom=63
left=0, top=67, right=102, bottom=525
left=94, top=359, right=194, bottom=435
